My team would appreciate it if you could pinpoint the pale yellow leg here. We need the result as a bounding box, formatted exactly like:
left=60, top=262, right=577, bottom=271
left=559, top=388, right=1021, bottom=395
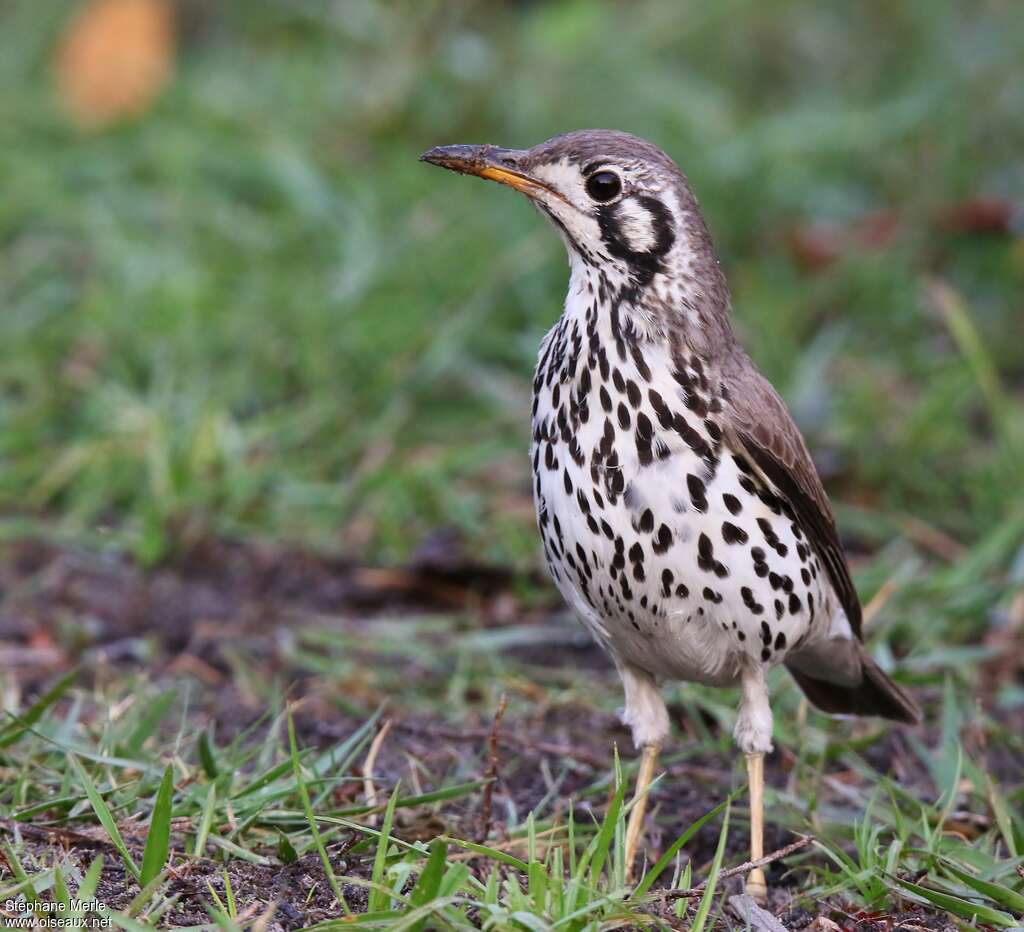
left=624, top=742, right=660, bottom=883
left=745, top=751, right=768, bottom=901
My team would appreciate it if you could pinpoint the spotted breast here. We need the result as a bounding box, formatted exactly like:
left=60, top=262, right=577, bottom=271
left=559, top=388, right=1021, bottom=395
left=531, top=272, right=837, bottom=700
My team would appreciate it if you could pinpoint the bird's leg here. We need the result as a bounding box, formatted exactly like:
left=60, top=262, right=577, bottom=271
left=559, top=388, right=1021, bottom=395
left=617, top=663, right=669, bottom=883
left=745, top=751, right=767, bottom=901
left=734, top=665, right=773, bottom=902
left=624, top=741, right=660, bottom=882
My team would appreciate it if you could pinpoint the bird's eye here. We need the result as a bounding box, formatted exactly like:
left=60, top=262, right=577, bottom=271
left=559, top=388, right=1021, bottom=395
left=585, top=170, right=621, bottom=203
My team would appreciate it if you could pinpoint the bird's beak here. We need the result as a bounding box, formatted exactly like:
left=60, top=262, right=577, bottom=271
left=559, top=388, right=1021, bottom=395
left=420, top=144, right=565, bottom=203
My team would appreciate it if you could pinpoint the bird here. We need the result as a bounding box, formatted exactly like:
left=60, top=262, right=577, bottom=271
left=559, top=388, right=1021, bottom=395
left=420, top=130, right=920, bottom=898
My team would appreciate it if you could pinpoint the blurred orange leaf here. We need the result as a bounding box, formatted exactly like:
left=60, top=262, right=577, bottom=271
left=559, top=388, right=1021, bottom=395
left=54, top=0, right=175, bottom=129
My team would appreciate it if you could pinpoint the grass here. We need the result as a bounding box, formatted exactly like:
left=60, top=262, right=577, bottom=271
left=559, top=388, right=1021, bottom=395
left=0, top=0, right=1023, bottom=927
left=0, top=0, right=1022, bottom=564
left=0, top=639, right=1021, bottom=929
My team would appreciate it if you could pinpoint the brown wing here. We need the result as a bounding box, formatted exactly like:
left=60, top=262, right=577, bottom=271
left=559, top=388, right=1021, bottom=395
left=722, top=358, right=862, bottom=641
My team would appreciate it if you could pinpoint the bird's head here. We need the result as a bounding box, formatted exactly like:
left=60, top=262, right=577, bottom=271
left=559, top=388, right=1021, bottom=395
left=420, top=129, right=725, bottom=304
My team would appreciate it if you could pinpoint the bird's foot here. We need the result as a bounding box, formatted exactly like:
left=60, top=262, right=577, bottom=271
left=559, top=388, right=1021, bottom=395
left=745, top=866, right=768, bottom=903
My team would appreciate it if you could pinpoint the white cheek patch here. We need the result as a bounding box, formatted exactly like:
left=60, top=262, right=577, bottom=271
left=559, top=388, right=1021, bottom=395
left=535, top=159, right=584, bottom=195
left=614, top=198, right=657, bottom=252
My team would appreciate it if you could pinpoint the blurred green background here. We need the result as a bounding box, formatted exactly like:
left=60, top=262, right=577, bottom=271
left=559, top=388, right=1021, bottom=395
left=2, top=0, right=1022, bottom=567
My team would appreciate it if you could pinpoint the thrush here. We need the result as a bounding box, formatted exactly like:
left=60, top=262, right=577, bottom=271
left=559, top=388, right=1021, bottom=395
left=421, top=130, right=920, bottom=898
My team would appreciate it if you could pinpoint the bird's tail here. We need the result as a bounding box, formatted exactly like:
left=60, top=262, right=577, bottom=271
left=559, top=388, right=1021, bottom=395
left=786, top=640, right=921, bottom=725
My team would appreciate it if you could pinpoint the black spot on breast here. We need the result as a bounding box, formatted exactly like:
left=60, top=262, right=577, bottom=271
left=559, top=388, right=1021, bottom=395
left=639, top=508, right=654, bottom=532
left=673, top=413, right=713, bottom=463
left=617, top=402, right=631, bottom=430
left=628, top=542, right=644, bottom=564
left=648, top=389, right=674, bottom=429
left=626, top=380, right=641, bottom=408
left=775, top=631, right=787, bottom=651
left=741, top=586, right=765, bottom=616
left=687, top=474, right=708, bottom=513
left=723, top=493, right=742, bottom=515
left=653, top=524, right=673, bottom=554
left=721, top=521, right=748, bottom=545
left=757, top=517, right=789, bottom=557
left=544, top=444, right=557, bottom=471
left=599, top=385, right=612, bottom=412
left=635, top=412, right=653, bottom=466
left=661, top=568, right=674, bottom=597
left=684, top=391, right=708, bottom=418
left=630, top=343, right=652, bottom=382
left=702, top=587, right=722, bottom=604
left=788, top=592, right=801, bottom=615
left=697, top=532, right=728, bottom=577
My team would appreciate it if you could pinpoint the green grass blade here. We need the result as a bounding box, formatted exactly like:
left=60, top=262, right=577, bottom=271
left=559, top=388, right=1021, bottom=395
left=690, top=801, right=730, bottom=932
left=0, top=669, right=77, bottom=748
left=194, top=783, right=217, bottom=858
left=987, top=776, right=1021, bottom=859
left=206, top=835, right=272, bottom=865
left=885, top=874, right=1017, bottom=928
left=69, top=754, right=140, bottom=881
left=287, top=708, right=350, bottom=915
left=2, top=842, right=40, bottom=903
left=276, top=829, right=299, bottom=864
left=232, top=756, right=309, bottom=799
left=198, top=729, right=220, bottom=779
left=127, top=871, right=169, bottom=917
left=78, top=855, right=104, bottom=902
left=368, top=783, right=401, bottom=913
left=409, top=837, right=448, bottom=912
left=442, top=837, right=529, bottom=872
left=588, top=770, right=627, bottom=884
left=124, top=690, right=175, bottom=756
left=937, top=859, right=1024, bottom=914
left=633, top=793, right=735, bottom=896
left=140, top=764, right=174, bottom=886
left=53, top=863, right=71, bottom=908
